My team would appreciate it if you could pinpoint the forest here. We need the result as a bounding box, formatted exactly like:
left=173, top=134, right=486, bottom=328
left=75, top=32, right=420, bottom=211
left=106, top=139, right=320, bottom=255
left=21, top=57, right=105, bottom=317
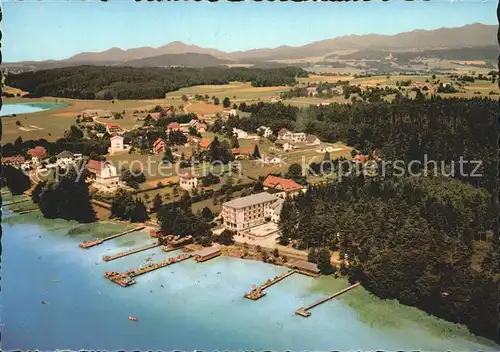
left=278, top=173, right=498, bottom=342
left=5, top=65, right=308, bottom=100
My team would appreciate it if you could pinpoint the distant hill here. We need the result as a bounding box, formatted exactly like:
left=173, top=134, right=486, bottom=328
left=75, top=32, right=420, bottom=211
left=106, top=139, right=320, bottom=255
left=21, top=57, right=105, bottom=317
left=124, top=53, right=233, bottom=68
left=249, top=61, right=292, bottom=69
left=69, top=41, right=230, bottom=62
left=7, top=23, right=498, bottom=68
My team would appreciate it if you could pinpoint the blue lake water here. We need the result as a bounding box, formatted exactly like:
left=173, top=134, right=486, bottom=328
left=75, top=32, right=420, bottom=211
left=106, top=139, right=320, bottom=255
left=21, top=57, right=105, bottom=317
left=1, top=209, right=498, bottom=351
left=1, top=102, right=68, bottom=116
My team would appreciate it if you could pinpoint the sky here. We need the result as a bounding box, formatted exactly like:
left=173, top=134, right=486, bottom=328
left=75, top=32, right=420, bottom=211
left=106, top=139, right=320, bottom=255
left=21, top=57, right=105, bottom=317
left=3, top=0, right=498, bottom=62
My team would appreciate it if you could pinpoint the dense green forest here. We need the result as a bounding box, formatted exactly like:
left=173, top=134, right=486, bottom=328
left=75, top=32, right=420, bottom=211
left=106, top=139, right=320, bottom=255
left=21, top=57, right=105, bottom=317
left=232, top=97, right=497, bottom=192
left=5, top=66, right=308, bottom=99
left=279, top=173, right=498, bottom=342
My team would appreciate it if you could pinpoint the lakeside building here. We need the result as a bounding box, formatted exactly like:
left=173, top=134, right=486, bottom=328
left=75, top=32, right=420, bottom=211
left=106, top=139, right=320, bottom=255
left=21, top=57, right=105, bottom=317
left=221, top=192, right=281, bottom=233
left=179, top=172, right=198, bottom=191
left=277, top=128, right=294, bottom=140
left=167, top=122, right=181, bottom=131
left=86, top=160, right=120, bottom=190
left=263, top=175, right=304, bottom=198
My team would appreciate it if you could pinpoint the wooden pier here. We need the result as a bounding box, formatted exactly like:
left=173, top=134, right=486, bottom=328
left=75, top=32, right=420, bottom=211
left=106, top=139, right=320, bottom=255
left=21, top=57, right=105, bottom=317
left=17, top=208, right=40, bottom=215
left=295, top=282, right=361, bottom=317
left=3, top=198, right=30, bottom=206
left=103, top=242, right=160, bottom=262
left=244, top=269, right=296, bottom=301
left=126, top=253, right=192, bottom=278
left=79, top=226, right=146, bottom=249
left=104, top=271, right=136, bottom=287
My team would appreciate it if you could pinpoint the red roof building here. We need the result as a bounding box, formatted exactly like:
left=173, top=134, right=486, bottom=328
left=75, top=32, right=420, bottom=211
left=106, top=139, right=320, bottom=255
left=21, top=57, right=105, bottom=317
left=86, top=159, right=106, bottom=174
left=195, top=123, right=207, bottom=132
left=263, top=175, right=303, bottom=193
left=106, top=123, right=122, bottom=134
left=150, top=112, right=162, bottom=121
left=352, top=154, right=368, bottom=164
left=2, top=155, right=26, bottom=165
left=167, top=122, right=181, bottom=131
left=27, top=146, right=47, bottom=159
left=153, top=138, right=167, bottom=154
left=199, top=139, right=212, bottom=150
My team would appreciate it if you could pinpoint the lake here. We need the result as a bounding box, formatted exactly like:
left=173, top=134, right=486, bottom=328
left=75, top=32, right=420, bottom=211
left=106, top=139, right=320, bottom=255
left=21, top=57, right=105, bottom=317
left=1, top=209, right=497, bottom=351
left=1, top=102, right=68, bottom=116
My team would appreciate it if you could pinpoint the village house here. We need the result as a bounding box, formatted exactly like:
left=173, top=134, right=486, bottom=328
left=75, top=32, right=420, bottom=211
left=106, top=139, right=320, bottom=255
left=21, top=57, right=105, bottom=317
left=179, top=172, right=198, bottom=191
left=305, top=134, right=321, bottom=146
left=86, top=160, right=120, bottom=190
left=221, top=192, right=280, bottom=233
left=167, top=122, right=181, bottom=131
left=270, top=96, right=281, bottom=103
left=149, top=112, right=162, bottom=121
left=199, top=138, right=212, bottom=151
left=27, top=146, right=48, bottom=163
left=56, top=151, right=75, bottom=166
left=2, top=155, right=26, bottom=167
left=292, top=132, right=307, bottom=143
left=257, top=126, right=273, bottom=138
left=306, top=87, right=318, bottom=97
left=318, top=100, right=332, bottom=107
left=263, top=175, right=304, bottom=198
left=189, top=135, right=201, bottom=145
left=316, top=145, right=335, bottom=153
left=277, top=128, right=294, bottom=140
left=108, top=135, right=125, bottom=155
left=351, top=154, right=368, bottom=164
left=153, top=138, right=167, bottom=154
left=231, top=148, right=253, bottom=160
left=228, top=109, right=238, bottom=117
left=262, top=156, right=282, bottom=165
left=232, top=128, right=248, bottom=139
left=275, top=139, right=294, bottom=152
left=195, top=122, right=207, bottom=132
left=106, top=123, right=123, bottom=135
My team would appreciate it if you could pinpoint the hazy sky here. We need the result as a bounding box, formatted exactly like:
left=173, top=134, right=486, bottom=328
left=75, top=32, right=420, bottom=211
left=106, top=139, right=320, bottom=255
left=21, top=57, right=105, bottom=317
left=4, top=0, right=498, bottom=62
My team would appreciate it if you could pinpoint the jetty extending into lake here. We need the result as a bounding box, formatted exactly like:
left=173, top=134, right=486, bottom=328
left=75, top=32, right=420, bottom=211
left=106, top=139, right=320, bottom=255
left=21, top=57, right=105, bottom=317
left=105, top=252, right=193, bottom=287
left=79, top=226, right=146, bottom=249
left=295, top=282, right=361, bottom=317
left=4, top=198, right=30, bottom=206
left=103, top=242, right=160, bottom=262
left=244, top=269, right=296, bottom=301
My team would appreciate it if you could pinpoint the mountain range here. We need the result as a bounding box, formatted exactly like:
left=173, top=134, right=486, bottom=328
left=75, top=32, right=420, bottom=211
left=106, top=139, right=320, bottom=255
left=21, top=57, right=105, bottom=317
left=5, top=23, right=497, bottom=69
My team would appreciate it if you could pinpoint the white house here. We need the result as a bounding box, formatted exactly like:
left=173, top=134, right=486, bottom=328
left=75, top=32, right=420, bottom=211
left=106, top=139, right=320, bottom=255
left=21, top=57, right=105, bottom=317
left=292, top=132, right=307, bottom=143
left=257, top=126, right=273, bottom=138
left=179, top=172, right=198, bottom=191
left=305, top=134, right=321, bottom=146
left=270, top=96, right=281, bottom=103
left=277, top=128, right=294, bottom=140
left=221, top=192, right=280, bottom=233
left=56, top=151, right=75, bottom=166
left=275, top=139, right=293, bottom=152
left=232, top=128, right=248, bottom=139
left=86, top=160, right=120, bottom=190
left=108, top=135, right=125, bottom=155
left=228, top=109, right=238, bottom=117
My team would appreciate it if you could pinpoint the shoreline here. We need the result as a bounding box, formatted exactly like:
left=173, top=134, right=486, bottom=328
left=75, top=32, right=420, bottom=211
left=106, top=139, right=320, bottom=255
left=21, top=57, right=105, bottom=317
left=3, top=197, right=499, bottom=349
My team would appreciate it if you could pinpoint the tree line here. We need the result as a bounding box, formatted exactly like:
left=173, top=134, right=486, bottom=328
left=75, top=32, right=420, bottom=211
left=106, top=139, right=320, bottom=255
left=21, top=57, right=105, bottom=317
left=279, top=173, right=498, bottom=342
left=6, top=66, right=308, bottom=100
